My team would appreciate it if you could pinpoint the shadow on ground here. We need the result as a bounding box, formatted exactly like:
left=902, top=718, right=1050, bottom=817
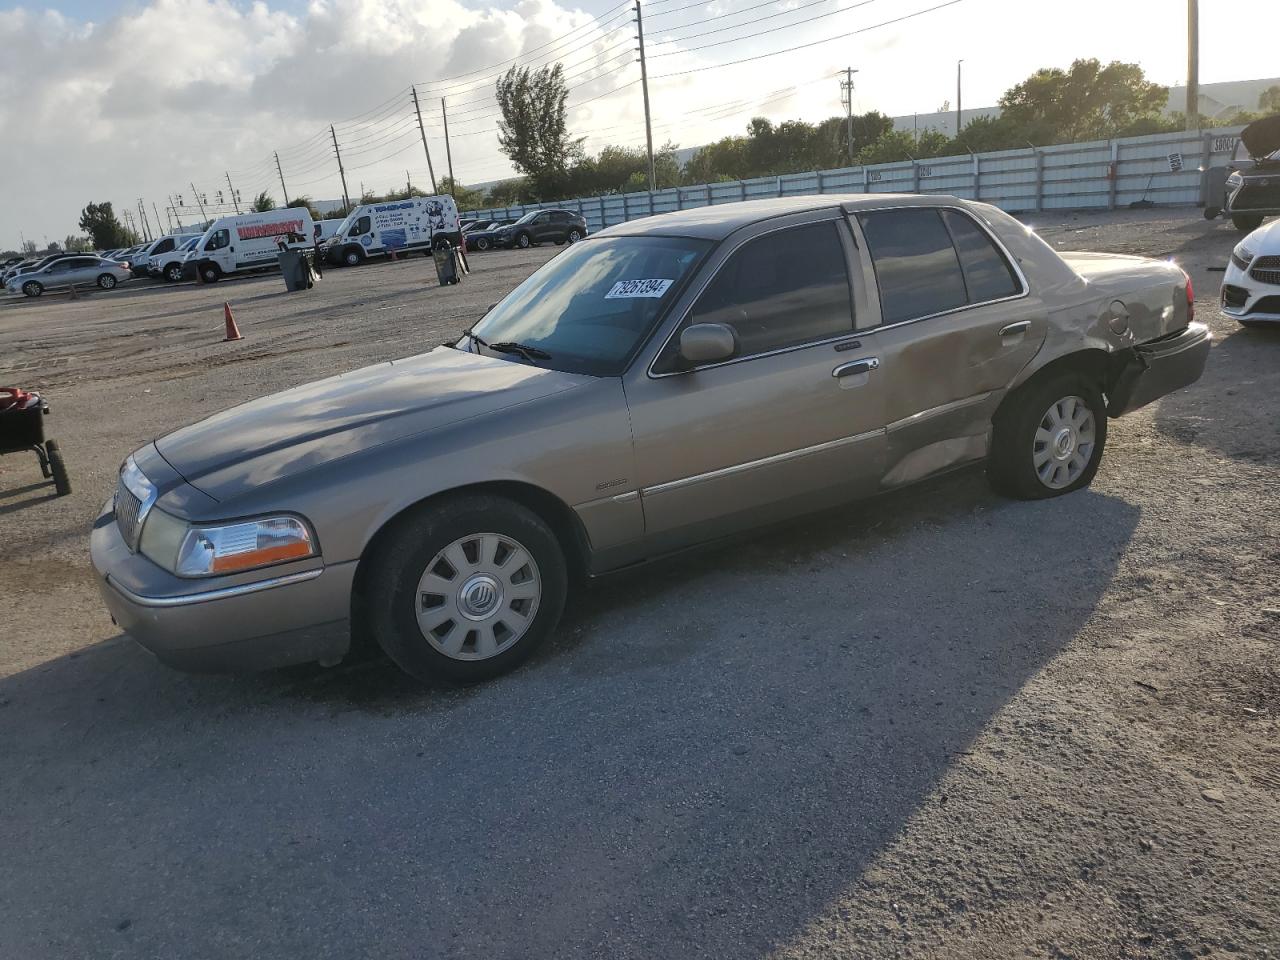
left=0, top=473, right=1139, bottom=959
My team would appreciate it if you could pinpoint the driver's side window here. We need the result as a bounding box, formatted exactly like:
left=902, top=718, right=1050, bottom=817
left=354, top=216, right=372, bottom=235
left=207, top=229, right=230, bottom=251
left=683, top=220, right=855, bottom=360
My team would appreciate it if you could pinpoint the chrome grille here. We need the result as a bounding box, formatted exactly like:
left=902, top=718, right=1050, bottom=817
left=115, top=477, right=144, bottom=549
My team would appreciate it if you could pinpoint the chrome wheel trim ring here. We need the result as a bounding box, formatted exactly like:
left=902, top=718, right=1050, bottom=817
left=414, top=532, right=542, bottom=661
left=1033, top=394, right=1096, bottom=490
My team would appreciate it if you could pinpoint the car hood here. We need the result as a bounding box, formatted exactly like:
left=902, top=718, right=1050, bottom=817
left=1241, top=114, right=1280, bottom=159
left=154, top=347, right=592, bottom=502
left=1239, top=216, right=1280, bottom=253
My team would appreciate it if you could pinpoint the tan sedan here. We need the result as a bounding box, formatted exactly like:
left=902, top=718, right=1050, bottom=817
left=90, top=195, right=1209, bottom=682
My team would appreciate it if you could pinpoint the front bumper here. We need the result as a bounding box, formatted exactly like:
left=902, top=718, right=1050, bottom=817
left=90, top=500, right=354, bottom=672
left=1107, top=322, right=1212, bottom=417
left=1220, top=259, right=1280, bottom=322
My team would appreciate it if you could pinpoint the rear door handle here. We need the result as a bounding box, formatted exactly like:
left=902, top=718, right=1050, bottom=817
left=999, top=320, right=1031, bottom=337
left=832, top=357, right=880, bottom=378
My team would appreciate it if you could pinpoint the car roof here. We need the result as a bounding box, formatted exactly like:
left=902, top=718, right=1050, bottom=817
left=596, top=193, right=963, bottom=240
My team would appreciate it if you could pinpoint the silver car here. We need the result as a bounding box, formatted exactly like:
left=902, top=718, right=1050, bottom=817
left=8, top=255, right=131, bottom=297
left=90, top=195, right=1210, bottom=682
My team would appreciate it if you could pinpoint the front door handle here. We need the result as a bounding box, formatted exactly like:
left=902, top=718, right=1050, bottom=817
left=832, top=357, right=880, bottom=378
left=999, top=320, right=1031, bottom=338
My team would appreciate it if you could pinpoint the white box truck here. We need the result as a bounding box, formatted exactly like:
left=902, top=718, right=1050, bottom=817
left=189, top=208, right=315, bottom=283
left=324, top=196, right=461, bottom=267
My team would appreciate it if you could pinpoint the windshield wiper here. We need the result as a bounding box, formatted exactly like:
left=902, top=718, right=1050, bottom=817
left=489, top=341, right=552, bottom=361
left=460, top=328, right=488, bottom=351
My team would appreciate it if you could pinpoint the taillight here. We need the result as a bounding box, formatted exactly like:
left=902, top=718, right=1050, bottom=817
left=1182, top=269, right=1194, bottom=324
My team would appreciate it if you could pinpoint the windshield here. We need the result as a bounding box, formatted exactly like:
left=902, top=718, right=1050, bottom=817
left=333, top=212, right=357, bottom=236
left=465, top=235, right=712, bottom=376
left=180, top=238, right=199, bottom=251
left=513, top=211, right=539, bottom=225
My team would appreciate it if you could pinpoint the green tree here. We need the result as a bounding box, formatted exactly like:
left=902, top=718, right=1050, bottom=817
left=251, top=191, right=275, bottom=212
left=496, top=63, right=583, bottom=198
left=63, top=234, right=93, bottom=252
left=998, top=58, right=1168, bottom=143
left=484, top=179, right=529, bottom=206
left=1258, top=85, right=1280, bottom=114
left=439, top=177, right=485, bottom=209
left=78, top=201, right=131, bottom=250
left=286, top=196, right=322, bottom=221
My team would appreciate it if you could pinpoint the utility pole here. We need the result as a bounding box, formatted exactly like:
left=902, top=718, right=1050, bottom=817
left=190, top=182, right=208, bottom=222
left=634, top=0, right=657, bottom=191
left=274, top=151, right=290, bottom=206
left=1186, top=0, right=1199, bottom=130
left=169, top=194, right=184, bottom=229
left=225, top=172, right=241, bottom=213
left=330, top=125, right=351, bottom=211
left=956, top=59, right=964, bottom=140
left=411, top=85, right=439, bottom=194
left=840, top=68, right=859, bottom=165
left=138, top=200, right=152, bottom=241
left=406, top=170, right=412, bottom=195
left=153, top=202, right=165, bottom=236
left=441, top=98, right=456, bottom=196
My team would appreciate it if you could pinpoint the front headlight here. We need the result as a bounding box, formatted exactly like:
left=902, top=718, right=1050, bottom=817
left=1227, top=171, right=1243, bottom=186
left=140, top=510, right=316, bottom=577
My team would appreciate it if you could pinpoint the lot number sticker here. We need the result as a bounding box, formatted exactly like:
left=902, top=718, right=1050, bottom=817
left=606, top=278, right=673, bottom=299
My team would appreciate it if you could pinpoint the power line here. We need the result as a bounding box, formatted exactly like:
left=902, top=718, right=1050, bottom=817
left=648, top=0, right=878, bottom=52
left=651, top=0, right=966, bottom=77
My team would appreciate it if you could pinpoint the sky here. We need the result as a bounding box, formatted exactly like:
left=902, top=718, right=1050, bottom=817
left=0, top=0, right=1269, bottom=247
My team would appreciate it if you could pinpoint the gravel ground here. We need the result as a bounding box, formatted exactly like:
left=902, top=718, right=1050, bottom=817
left=0, top=210, right=1277, bottom=959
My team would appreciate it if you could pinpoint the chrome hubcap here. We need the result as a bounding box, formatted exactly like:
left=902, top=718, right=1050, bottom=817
left=1034, top=395, right=1096, bottom=489
left=414, top=533, right=541, bottom=660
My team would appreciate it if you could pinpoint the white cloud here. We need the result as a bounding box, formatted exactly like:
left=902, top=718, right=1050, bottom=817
left=0, top=0, right=1262, bottom=245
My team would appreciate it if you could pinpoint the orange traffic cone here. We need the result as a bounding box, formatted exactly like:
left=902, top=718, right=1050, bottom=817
left=222, top=302, right=243, bottom=341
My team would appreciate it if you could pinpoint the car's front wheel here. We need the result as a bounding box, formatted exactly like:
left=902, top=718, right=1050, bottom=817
left=343, top=248, right=363, bottom=267
left=567, top=229, right=582, bottom=243
left=476, top=236, right=490, bottom=251
left=199, top=263, right=221, bottom=283
left=21, top=280, right=42, bottom=298
left=988, top=373, right=1108, bottom=499
left=516, top=232, right=532, bottom=249
left=363, top=495, right=568, bottom=683
left=165, top=263, right=184, bottom=282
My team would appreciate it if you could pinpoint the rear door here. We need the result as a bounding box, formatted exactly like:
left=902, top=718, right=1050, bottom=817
left=849, top=205, right=1047, bottom=484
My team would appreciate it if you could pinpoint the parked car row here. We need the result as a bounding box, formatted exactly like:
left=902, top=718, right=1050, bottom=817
left=461, top=209, right=590, bottom=252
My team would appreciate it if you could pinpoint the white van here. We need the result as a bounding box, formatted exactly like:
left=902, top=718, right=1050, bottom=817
left=132, top=233, right=202, bottom=277
left=324, top=195, right=461, bottom=267
left=314, top=218, right=345, bottom=245
left=150, top=236, right=203, bottom=282
left=190, top=208, right=315, bottom=283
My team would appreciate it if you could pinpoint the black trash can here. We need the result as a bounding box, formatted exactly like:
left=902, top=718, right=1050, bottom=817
left=277, top=249, right=314, bottom=292
left=432, top=243, right=460, bottom=286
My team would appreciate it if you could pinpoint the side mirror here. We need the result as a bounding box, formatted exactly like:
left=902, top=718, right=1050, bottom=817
left=678, top=323, right=738, bottom=366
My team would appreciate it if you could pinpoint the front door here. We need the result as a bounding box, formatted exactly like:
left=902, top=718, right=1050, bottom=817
left=850, top=206, right=1048, bottom=485
left=625, top=217, right=889, bottom=554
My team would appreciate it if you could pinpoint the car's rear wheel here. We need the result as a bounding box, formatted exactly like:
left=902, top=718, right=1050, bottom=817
left=22, top=281, right=42, bottom=298
left=1232, top=213, right=1265, bottom=233
left=96, top=273, right=117, bottom=289
left=363, top=495, right=568, bottom=683
left=988, top=373, right=1108, bottom=499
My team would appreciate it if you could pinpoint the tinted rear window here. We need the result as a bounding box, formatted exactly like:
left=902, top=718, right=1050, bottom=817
left=859, top=209, right=967, bottom=324
left=940, top=209, right=1020, bottom=302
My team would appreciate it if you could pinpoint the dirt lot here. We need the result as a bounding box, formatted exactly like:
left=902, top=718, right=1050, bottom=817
left=1, top=211, right=1277, bottom=959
